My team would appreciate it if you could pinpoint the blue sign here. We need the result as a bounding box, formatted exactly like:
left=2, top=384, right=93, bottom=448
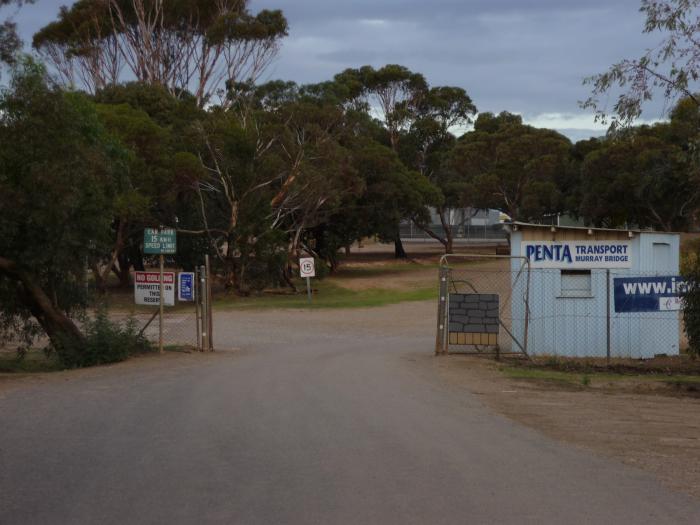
left=521, top=241, right=632, bottom=269
left=613, top=276, right=687, bottom=312
left=178, top=272, right=195, bottom=302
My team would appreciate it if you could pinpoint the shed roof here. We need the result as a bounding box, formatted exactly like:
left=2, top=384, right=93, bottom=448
left=507, top=221, right=680, bottom=236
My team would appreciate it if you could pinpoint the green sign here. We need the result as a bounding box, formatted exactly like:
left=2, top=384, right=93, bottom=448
left=143, top=228, right=177, bottom=254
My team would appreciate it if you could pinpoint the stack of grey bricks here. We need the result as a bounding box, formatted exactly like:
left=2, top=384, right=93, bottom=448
left=448, top=294, right=500, bottom=343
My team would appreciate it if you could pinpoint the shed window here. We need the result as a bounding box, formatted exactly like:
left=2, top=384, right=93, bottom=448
left=560, top=270, right=592, bottom=297
left=653, top=242, right=671, bottom=270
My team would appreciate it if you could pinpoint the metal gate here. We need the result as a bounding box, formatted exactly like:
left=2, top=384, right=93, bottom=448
left=435, top=254, right=531, bottom=356
left=136, top=256, right=214, bottom=352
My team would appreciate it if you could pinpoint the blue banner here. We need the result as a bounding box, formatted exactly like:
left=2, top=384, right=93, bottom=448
left=613, top=276, right=686, bottom=312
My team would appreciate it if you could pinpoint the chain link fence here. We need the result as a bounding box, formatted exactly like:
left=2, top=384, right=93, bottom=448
left=401, top=223, right=507, bottom=242
left=436, top=255, right=530, bottom=356
left=108, top=308, right=200, bottom=349
left=436, top=257, right=687, bottom=359
left=526, top=269, right=684, bottom=359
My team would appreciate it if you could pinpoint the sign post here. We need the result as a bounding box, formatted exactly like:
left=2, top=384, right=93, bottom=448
left=159, top=255, right=164, bottom=353
left=299, top=257, right=316, bottom=303
left=143, top=228, right=177, bottom=354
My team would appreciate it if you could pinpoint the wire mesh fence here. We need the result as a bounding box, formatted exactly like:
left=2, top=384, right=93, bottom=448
left=109, top=308, right=201, bottom=349
left=436, top=255, right=530, bottom=356
left=526, top=269, right=684, bottom=359
left=400, top=223, right=508, bottom=241
left=437, top=257, right=687, bottom=359
left=0, top=263, right=212, bottom=359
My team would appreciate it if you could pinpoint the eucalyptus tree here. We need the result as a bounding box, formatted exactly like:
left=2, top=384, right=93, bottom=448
left=449, top=112, right=571, bottom=222
left=400, top=86, right=477, bottom=253
left=33, top=0, right=288, bottom=107
left=579, top=103, right=700, bottom=232
left=333, top=64, right=430, bottom=257
left=0, top=0, right=33, bottom=66
left=0, top=61, right=123, bottom=361
left=583, top=0, right=700, bottom=128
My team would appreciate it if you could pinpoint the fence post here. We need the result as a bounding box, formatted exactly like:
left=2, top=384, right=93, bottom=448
left=522, top=259, right=531, bottom=358
left=435, top=265, right=449, bottom=355
left=205, top=254, right=213, bottom=351
left=195, top=266, right=202, bottom=352
left=200, top=264, right=208, bottom=352
left=606, top=269, right=611, bottom=365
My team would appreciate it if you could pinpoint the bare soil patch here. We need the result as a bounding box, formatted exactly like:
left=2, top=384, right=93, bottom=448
left=429, top=355, right=700, bottom=498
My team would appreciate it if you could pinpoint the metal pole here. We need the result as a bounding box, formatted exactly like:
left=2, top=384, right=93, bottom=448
left=159, top=253, right=164, bottom=354
left=306, top=276, right=312, bottom=303
left=205, top=254, right=213, bottom=351
left=435, top=266, right=448, bottom=355
left=522, top=259, right=531, bottom=358
left=200, top=265, right=207, bottom=351
left=606, top=269, right=611, bottom=365
left=195, top=267, right=201, bottom=352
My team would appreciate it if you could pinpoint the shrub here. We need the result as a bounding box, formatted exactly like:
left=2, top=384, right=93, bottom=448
left=682, top=261, right=700, bottom=359
left=53, top=309, right=152, bottom=368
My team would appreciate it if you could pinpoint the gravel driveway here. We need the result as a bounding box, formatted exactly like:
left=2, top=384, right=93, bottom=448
left=1, top=302, right=699, bottom=524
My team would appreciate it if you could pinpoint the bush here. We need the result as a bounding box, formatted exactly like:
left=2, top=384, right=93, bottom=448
left=54, top=309, right=152, bottom=368
left=682, top=261, right=700, bottom=359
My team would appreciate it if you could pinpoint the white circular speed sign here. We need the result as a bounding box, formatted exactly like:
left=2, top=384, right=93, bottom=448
left=299, top=257, right=316, bottom=278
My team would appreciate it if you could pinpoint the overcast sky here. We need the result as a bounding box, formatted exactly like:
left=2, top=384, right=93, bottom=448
left=8, top=0, right=666, bottom=141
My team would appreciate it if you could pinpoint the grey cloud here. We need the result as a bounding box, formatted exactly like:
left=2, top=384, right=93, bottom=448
left=10, top=0, right=670, bottom=140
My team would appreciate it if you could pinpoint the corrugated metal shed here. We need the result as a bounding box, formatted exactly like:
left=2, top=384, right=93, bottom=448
left=509, top=223, right=680, bottom=358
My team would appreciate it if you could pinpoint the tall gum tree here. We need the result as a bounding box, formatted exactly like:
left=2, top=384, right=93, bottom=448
left=449, top=112, right=571, bottom=222
left=334, top=64, right=429, bottom=258
left=33, top=0, right=288, bottom=107
left=400, top=86, right=477, bottom=253
left=583, top=0, right=700, bottom=128
left=0, top=61, right=121, bottom=358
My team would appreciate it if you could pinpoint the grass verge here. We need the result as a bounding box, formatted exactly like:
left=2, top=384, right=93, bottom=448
left=0, top=350, right=64, bottom=373
left=500, top=365, right=700, bottom=390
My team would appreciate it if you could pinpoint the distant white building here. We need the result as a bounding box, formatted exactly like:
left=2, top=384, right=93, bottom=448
left=402, top=208, right=507, bottom=241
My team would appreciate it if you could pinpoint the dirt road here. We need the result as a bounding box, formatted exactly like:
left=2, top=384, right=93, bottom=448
left=1, top=302, right=699, bottom=524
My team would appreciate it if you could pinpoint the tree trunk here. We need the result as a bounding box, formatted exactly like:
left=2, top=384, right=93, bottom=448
left=223, top=240, right=237, bottom=291
left=114, top=251, right=131, bottom=288
left=437, top=207, right=454, bottom=255
left=0, top=256, right=85, bottom=352
left=445, top=234, right=453, bottom=255
left=90, top=261, right=108, bottom=294
left=281, top=263, right=297, bottom=292
left=394, top=237, right=407, bottom=259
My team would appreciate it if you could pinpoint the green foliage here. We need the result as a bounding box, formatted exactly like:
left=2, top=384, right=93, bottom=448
left=450, top=112, right=571, bottom=220
left=56, top=308, right=152, bottom=368
left=583, top=0, right=700, bottom=129
left=576, top=101, right=700, bottom=231
left=33, top=1, right=288, bottom=106
left=0, top=59, right=123, bottom=347
left=580, top=129, right=694, bottom=230
left=683, top=257, right=700, bottom=359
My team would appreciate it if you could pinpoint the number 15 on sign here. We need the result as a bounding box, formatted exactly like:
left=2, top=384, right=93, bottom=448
left=299, top=257, right=315, bottom=302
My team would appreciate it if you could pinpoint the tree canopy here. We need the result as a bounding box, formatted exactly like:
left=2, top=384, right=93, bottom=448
left=0, top=60, right=123, bottom=361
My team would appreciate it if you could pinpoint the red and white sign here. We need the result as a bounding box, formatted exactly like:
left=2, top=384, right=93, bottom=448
left=134, top=271, right=175, bottom=306
left=299, top=257, right=316, bottom=278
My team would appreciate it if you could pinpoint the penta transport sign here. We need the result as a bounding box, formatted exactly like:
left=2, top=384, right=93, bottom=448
left=521, top=241, right=632, bottom=269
